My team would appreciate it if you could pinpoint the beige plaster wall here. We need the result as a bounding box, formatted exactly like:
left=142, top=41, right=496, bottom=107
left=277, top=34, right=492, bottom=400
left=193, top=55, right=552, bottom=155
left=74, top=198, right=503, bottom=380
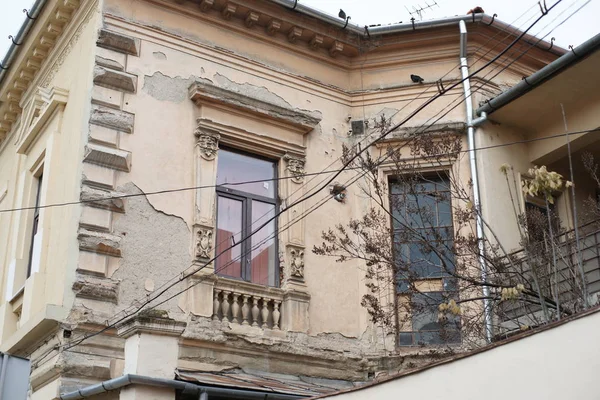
left=101, top=0, right=499, bottom=342
left=0, top=0, right=100, bottom=344
left=97, top=0, right=549, bottom=345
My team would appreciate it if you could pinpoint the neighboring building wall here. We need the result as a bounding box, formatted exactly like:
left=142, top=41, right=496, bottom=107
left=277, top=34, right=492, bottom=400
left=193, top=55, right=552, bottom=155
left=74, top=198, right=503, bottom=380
left=0, top=0, right=99, bottom=352
left=321, top=307, right=600, bottom=400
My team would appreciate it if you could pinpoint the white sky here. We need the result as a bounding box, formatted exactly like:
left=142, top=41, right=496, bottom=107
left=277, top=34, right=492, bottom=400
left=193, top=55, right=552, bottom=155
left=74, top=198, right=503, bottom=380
left=1, top=0, right=598, bottom=64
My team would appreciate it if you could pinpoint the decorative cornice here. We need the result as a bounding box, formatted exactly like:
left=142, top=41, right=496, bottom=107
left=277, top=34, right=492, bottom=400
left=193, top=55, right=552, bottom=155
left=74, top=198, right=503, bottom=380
left=189, top=81, right=321, bottom=133
left=117, top=314, right=187, bottom=338
left=15, top=86, right=69, bottom=154
left=0, top=0, right=83, bottom=144
left=154, top=0, right=360, bottom=59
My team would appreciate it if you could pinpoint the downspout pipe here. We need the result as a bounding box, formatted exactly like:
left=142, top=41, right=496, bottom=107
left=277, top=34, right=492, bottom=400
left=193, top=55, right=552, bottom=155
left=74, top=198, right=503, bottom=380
left=459, top=20, right=493, bottom=343
left=0, top=0, right=48, bottom=86
left=59, top=374, right=305, bottom=400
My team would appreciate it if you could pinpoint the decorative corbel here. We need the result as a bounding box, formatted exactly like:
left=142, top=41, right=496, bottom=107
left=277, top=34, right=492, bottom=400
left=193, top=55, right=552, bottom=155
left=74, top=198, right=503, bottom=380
left=266, top=20, right=281, bottom=36
left=329, top=41, right=344, bottom=58
left=194, top=120, right=220, bottom=161
left=309, top=34, right=324, bottom=50
left=195, top=226, right=214, bottom=260
left=287, top=245, right=305, bottom=282
left=287, top=27, right=303, bottom=43
left=199, top=0, right=214, bottom=12
left=283, top=154, right=306, bottom=184
left=221, top=3, right=237, bottom=20
left=245, top=12, right=260, bottom=28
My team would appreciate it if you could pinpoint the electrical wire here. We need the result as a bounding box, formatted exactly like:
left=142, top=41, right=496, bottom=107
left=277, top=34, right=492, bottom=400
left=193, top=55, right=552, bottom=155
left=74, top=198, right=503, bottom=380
left=31, top=0, right=577, bottom=364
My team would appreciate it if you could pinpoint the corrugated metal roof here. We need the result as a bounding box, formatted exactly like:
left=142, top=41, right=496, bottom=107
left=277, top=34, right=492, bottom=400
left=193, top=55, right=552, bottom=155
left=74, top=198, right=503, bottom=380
left=176, top=369, right=360, bottom=397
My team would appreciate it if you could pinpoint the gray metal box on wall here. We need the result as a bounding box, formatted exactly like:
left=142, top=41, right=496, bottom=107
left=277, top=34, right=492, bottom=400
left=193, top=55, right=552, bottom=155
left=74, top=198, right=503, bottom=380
left=0, top=353, right=30, bottom=400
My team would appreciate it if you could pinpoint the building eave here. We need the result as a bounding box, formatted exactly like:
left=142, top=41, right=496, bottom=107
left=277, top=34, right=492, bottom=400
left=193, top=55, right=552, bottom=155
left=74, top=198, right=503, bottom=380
left=476, top=32, right=600, bottom=116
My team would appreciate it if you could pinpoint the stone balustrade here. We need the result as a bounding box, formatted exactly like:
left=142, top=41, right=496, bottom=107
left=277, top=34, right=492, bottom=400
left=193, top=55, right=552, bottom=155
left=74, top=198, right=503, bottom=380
left=212, top=278, right=284, bottom=330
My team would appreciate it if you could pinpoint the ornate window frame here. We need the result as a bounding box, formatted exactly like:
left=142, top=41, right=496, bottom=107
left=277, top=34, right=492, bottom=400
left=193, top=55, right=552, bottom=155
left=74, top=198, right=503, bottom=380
left=189, top=80, right=320, bottom=289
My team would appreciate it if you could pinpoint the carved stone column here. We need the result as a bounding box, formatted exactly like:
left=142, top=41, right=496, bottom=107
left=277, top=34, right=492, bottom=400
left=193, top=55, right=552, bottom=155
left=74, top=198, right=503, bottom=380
left=185, top=120, right=220, bottom=317
left=194, top=122, right=220, bottom=227
left=281, top=154, right=306, bottom=248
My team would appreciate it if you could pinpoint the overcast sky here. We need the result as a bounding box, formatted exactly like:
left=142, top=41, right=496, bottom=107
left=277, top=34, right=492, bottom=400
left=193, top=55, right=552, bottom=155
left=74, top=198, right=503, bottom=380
left=1, top=0, right=597, bottom=64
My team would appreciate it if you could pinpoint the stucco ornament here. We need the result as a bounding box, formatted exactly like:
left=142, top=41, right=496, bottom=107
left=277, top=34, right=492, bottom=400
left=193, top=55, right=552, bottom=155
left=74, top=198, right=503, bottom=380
left=196, top=228, right=213, bottom=259
left=194, top=122, right=220, bottom=161
left=289, top=248, right=305, bottom=279
left=284, top=154, right=306, bottom=184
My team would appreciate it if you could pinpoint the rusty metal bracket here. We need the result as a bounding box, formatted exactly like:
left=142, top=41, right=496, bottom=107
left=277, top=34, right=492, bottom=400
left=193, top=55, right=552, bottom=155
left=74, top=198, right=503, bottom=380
left=569, top=44, right=579, bottom=57
left=8, top=35, right=22, bottom=46
left=539, top=0, right=549, bottom=15
left=23, top=8, right=36, bottom=20
left=436, top=79, right=446, bottom=94
left=342, top=16, right=351, bottom=29
left=486, top=13, right=497, bottom=26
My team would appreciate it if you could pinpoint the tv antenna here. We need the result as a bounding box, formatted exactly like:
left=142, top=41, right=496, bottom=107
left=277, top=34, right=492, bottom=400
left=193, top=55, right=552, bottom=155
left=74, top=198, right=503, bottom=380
left=405, top=0, right=440, bottom=20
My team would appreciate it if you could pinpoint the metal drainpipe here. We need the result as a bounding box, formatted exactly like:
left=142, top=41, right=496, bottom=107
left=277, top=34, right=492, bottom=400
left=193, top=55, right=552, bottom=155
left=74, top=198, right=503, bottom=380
left=459, top=20, right=493, bottom=343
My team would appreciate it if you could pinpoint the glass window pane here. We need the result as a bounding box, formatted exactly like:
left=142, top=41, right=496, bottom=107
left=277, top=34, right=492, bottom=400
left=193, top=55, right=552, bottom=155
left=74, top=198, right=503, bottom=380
left=412, top=292, right=443, bottom=332
left=399, top=332, right=414, bottom=346
left=412, top=292, right=461, bottom=345
left=251, top=201, right=277, bottom=286
left=216, top=196, right=243, bottom=279
left=217, top=149, right=275, bottom=198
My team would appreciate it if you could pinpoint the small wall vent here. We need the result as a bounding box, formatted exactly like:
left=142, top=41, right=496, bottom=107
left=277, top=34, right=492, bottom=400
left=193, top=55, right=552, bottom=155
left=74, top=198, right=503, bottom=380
left=351, top=120, right=365, bottom=135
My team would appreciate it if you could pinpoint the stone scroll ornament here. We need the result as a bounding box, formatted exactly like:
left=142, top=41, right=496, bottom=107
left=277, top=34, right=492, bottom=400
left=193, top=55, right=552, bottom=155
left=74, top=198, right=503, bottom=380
left=196, top=229, right=213, bottom=259
left=284, top=154, right=306, bottom=184
left=289, top=248, right=305, bottom=279
left=194, top=122, right=220, bottom=161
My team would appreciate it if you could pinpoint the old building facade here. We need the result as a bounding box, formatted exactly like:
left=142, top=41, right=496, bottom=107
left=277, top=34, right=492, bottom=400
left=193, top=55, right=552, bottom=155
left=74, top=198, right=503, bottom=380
left=0, top=0, right=586, bottom=398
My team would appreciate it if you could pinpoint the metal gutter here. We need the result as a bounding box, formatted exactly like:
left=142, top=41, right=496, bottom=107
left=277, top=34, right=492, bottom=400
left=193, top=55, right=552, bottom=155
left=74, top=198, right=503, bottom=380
left=0, top=0, right=49, bottom=87
left=0, top=1, right=561, bottom=88
left=267, top=1, right=561, bottom=55
left=267, top=1, right=486, bottom=36
left=58, top=373, right=305, bottom=400
left=476, top=31, right=600, bottom=116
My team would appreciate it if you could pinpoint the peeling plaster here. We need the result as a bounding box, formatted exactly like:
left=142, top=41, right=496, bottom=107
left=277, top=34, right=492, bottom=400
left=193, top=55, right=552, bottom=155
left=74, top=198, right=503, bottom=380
left=213, top=73, right=323, bottom=120
left=111, top=183, right=191, bottom=311
left=153, top=51, right=167, bottom=60
left=143, top=72, right=212, bottom=103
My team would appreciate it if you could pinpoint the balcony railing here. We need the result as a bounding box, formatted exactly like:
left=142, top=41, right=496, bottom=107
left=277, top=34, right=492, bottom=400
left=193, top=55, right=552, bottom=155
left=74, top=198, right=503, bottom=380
left=499, top=220, right=600, bottom=324
left=212, top=277, right=283, bottom=330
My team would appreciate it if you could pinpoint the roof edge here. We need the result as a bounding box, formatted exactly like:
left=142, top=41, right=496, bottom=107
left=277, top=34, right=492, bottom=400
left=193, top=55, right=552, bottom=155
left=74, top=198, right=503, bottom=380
left=477, top=32, right=600, bottom=116
left=0, top=0, right=49, bottom=88
left=0, top=1, right=564, bottom=88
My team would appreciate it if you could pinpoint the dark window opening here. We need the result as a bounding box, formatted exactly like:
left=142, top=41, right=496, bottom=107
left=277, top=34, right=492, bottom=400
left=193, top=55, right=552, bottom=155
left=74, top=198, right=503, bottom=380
left=27, top=174, right=43, bottom=278
left=390, top=173, right=460, bottom=346
left=215, top=149, right=279, bottom=287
